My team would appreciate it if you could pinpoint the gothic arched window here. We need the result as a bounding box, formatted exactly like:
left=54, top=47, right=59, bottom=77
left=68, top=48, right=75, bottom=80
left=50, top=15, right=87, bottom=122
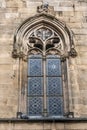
left=12, top=13, right=77, bottom=119
left=27, top=27, right=67, bottom=118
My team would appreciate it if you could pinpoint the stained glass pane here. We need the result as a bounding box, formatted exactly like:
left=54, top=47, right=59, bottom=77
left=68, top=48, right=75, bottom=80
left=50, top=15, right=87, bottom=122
left=28, top=59, right=42, bottom=76
left=28, top=77, right=43, bottom=95
left=27, top=54, right=64, bottom=118
left=47, top=77, right=62, bottom=95
left=47, top=97, right=63, bottom=116
left=46, top=58, right=61, bottom=76
left=28, top=55, right=42, bottom=76
left=28, top=97, right=43, bottom=116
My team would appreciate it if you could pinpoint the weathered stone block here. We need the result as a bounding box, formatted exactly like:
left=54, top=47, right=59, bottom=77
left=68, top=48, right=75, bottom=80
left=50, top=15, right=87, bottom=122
left=65, top=122, right=87, bottom=129
left=26, top=1, right=42, bottom=7
left=67, top=22, right=82, bottom=28
left=0, top=0, right=6, bottom=8
left=0, top=1, right=87, bottom=129
left=63, top=11, right=74, bottom=17
left=5, top=13, right=19, bottom=19
left=54, top=6, right=73, bottom=11
left=59, top=1, right=74, bottom=7
left=72, top=28, right=87, bottom=35
left=75, top=6, right=87, bottom=11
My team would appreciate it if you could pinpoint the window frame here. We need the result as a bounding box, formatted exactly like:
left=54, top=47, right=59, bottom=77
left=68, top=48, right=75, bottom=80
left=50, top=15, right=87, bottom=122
left=12, top=14, right=77, bottom=119
left=27, top=52, right=68, bottom=119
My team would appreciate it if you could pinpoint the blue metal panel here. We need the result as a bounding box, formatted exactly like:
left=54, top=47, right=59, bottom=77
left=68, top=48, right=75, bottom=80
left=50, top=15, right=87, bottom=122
left=28, top=77, right=43, bottom=95
left=47, top=77, right=62, bottom=95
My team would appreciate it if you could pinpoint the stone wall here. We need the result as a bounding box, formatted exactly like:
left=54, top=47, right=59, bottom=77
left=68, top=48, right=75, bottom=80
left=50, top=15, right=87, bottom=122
left=0, top=0, right=87, bottom=129
left=1, top=120, right=87, bottom=130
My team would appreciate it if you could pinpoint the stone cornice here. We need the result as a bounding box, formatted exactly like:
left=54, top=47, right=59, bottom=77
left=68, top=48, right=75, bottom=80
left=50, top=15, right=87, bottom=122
left=0, top=118, right=87, bottom=123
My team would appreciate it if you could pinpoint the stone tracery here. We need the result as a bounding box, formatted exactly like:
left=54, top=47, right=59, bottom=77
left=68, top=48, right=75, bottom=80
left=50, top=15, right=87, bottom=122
left=12, top=13, right=77, bottom=59
left=27, top=27, right=63, bottom=56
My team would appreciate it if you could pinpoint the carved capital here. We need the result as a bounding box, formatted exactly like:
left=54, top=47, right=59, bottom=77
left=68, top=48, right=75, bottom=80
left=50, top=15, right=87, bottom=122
left=12, top=49, right=24, bottom=59
left=61, top=54, right=68, bottom=62
left=12, top=49, right=19, bottom=58
left=18, top=51, right=24, bottom=58
left=22, top=55, right=27, bottom=62
left=69, top=48, right=77, bottom=58
left=61, top=57, right=66, bottom=62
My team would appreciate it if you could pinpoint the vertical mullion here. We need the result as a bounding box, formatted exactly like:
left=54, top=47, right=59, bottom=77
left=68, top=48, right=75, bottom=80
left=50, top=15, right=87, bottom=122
left=43, top=57, right=47, bottom=116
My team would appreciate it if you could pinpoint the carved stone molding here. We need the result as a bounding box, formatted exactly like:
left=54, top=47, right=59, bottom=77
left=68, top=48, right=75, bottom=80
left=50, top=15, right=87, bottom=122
left=37, top=3, right=49, bottom=13
left=12, top=49, right=18, bottom=58
left=12, top=12, right=77, bottom=60
left=12, top=6, right=78, bottom=117
left=69, top=48, right=78, bottom=58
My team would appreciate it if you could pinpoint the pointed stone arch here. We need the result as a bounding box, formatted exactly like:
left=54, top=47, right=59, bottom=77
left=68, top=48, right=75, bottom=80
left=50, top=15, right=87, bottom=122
left=12, top=13, right=77, bottom=59
left=12, top=13, right=78, bottom=117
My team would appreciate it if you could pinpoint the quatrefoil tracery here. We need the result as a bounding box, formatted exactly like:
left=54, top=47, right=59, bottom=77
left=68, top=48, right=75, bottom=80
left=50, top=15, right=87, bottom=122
left=27, top=27, right=63, bottom=55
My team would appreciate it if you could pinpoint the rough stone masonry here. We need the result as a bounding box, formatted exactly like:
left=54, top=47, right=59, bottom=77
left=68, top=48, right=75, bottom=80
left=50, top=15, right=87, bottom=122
left=0, top=0, right=87, bottom=129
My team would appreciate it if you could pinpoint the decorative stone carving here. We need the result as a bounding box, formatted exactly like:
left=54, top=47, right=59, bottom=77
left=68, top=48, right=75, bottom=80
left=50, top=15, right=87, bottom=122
left=35, top=28, right=53, bottom=41
left=12, top=49, right=18, bottom=58
left=37, top=2, right=49, bottom=13
left=25, top=27, right=64, bottom=58
left=12, top=13, right=77, bottom=60
left=69, top=48, right=77, bottom=58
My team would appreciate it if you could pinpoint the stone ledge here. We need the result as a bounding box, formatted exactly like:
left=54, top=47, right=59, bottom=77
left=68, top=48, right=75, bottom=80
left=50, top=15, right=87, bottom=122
left=1, top=118, right=87, bottom=123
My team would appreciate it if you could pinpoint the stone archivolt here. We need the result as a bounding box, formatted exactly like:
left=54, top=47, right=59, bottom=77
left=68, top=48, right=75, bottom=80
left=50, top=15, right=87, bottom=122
left=12, top=12, right=77, bottom=60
